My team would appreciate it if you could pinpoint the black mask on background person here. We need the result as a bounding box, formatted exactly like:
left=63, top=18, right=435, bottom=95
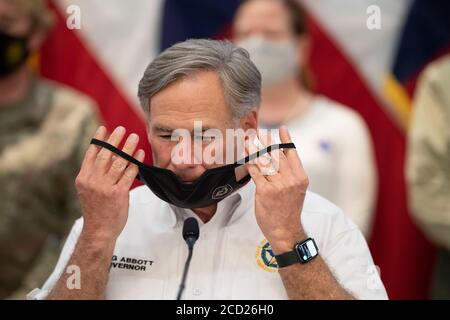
left=90, top=138, right=296, bottom=209
left=0, top=30, right=30, bottom=77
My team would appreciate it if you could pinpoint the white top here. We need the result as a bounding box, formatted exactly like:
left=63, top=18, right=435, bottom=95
left=28, top=181, right=387, bottom=300
left=286, top=96, right=377, bottom=237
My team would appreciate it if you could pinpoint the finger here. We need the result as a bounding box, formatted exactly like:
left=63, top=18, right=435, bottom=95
left=117, top=149, right=145, bottom=189
left=257, top=158, right=280, bottom=182
left=106, top=133, right=140, bottom=184
left=257, top=127, right=273, bottom=147
left=267, top=148, right=285, bottom=175
left=279, top=126, right=304, bottom=173
left=250, top=132, right=276, bottom=173
left=93, top=126, right=126, bottom=176
left=80, top=126, right=107, bottom=175
left=256, top=130, right=289, bottom=179
left=245, top=137, right=279, bottom=182
left=245, top=163, right=267, bottom=187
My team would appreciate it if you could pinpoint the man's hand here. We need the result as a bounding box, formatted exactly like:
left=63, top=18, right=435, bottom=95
left=246, top=126, right=308, bottom=255
left=246, top=127, right=354, bottom=299
left=47, top=125, right=145, bottom=299
left=75, top=126, right=145, bottom=242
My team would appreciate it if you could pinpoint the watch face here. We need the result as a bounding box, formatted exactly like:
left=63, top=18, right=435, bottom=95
left=296, top=239, right=318, bottom=262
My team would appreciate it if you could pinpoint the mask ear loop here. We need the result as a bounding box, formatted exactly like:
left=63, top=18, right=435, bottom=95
left=90, top=139, right=296, bottom=182
left=92, top=138, right=295, bottom=167
left=237, top=142, right=296, bottom=165
left=90, top=138, right=143, bottom=167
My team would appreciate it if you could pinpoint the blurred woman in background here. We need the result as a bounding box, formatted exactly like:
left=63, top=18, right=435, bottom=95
left=233, top=0, right=377, bottom=237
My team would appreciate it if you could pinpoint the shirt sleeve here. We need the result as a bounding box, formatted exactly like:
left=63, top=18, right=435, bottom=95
left=406, top=57, right=450, bottom=250
left=303, top=193, right=388, bottom=300
left=324, top=226, right=388, bottom=299
left=26, top=219, right=83, bottom=300
left=333, top=111, right=377, bottom=238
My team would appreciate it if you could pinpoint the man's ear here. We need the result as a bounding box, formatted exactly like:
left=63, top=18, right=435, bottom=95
left=146, top=121, right=153, bottom=144
left=240, top=108, right=258, bottom=131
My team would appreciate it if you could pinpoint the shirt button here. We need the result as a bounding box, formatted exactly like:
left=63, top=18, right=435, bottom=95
left=193, top=288, right=202, bottom=296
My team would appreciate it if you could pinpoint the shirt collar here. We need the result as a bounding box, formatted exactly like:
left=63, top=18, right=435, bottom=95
left=167, top=180, right=255, bottom=228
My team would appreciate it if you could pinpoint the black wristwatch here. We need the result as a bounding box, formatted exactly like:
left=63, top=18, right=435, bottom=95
left=275, top=238, right=319, bottom=268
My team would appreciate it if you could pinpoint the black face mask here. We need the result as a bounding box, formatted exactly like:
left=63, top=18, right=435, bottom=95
left=0, top=30, right=29, bottom=77
left=91, top=138, right=296, bottom=209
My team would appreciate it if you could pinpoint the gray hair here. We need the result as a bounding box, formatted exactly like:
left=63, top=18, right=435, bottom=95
left=138, top=39, right=261, bottom=119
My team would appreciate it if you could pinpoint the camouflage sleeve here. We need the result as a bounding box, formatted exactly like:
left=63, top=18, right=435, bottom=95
left=8, top=92, right=101, bottom=299
left=406, top=56, right=450, bottom=251
left=62, top=102, right=100, bottom=233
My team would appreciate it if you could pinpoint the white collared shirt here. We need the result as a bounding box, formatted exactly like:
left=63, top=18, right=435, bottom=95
left=27, top=181, right=388, bottom=300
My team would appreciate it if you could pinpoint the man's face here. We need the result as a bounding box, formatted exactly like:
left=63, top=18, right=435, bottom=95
left=0, top=0, right=31, bottom=37
left=233, top=0, right=295, bottom=43
left=148, top=70, right=252, bottom=183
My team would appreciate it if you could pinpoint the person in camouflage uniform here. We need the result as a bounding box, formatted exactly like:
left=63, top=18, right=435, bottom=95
left=0, top=0, right=99, bottom=298
left=407, top=55, right=450, bottom=299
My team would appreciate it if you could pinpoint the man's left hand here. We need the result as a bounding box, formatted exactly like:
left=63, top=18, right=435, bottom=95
left=245, top=126, right=309, bottom=255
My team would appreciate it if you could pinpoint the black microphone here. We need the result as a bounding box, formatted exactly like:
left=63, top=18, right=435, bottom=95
left=176, top=217, right=200, bottom=300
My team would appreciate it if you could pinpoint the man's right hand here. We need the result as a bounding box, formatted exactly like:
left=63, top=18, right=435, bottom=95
left=75, top=126, right=145, bottom=242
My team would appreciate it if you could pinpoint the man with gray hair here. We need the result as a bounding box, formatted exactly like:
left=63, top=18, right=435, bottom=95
left=28, top=39, right=387, bottom=300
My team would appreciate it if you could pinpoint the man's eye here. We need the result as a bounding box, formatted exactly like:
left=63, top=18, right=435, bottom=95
left=202, top=136, right=215, bottom=142
left=159, top=135, right=172, bottom=139
left=195, top=135, right=214, bottom=142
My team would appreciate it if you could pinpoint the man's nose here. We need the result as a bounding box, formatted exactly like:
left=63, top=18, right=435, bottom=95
left=171, top=140, right=203, bottom=168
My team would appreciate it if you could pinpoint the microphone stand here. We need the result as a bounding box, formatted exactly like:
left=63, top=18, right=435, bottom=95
left=176, top=217, right=199, bottom=300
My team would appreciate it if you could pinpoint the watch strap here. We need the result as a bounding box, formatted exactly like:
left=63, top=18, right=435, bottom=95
left=274, top=238, right=318, bottom=268
left=274, top=250, right=300, bottom=268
